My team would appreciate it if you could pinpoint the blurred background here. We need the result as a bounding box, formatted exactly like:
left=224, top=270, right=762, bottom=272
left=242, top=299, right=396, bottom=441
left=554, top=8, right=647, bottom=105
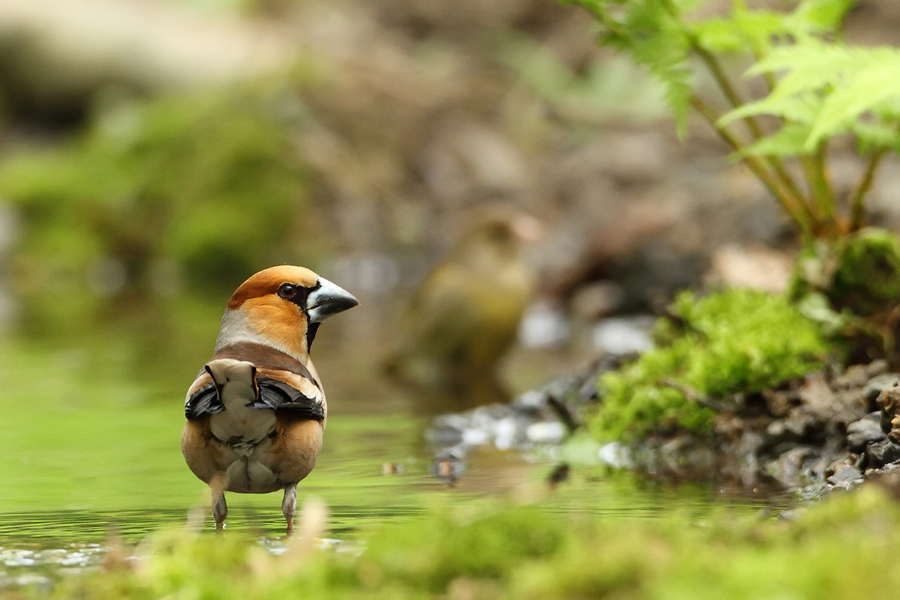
left=2, top=0, right=900, bottom=544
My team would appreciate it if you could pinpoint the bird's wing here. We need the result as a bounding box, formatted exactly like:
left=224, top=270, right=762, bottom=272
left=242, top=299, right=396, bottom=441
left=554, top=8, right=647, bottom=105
left=185, top=365, right=324, bottom=421
left=184, top=370, right=224, bottom=419
left=246, top=368, right=325, bottom=422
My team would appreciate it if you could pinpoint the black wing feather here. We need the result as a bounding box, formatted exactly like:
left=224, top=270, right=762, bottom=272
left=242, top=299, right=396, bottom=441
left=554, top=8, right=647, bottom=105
left=246, top=377, right=325, bottom=421
left=185, top=382, right=224, bottom=419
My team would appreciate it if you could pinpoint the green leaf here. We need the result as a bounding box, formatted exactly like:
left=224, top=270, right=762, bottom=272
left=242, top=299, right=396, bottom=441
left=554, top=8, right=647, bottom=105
left=853, top=123, right=900, bottom=155
left=585, top=0, right=695, bottom=136
left=720, top=92, right=821, bottom=126
left=807, top=57, right=900, bottom=148
left=792, top=0, right=856, bottom=31
left=693, top=8, right=789, bottom=56
left=740, top=123, right=815, bottom=157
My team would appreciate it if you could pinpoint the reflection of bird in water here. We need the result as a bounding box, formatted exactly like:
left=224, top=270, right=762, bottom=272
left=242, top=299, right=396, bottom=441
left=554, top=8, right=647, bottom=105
left=385, top=210, right=541, bottom=410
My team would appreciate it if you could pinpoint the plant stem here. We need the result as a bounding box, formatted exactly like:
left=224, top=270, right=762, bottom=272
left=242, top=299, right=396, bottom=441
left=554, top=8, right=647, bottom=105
left=756, top=47, right=832, bottom=233
left=811, top=144, right=836, bottom=226
left=685, top=29, right=811, bottom=223
left=849, top=149, right=886, bottom=231
left=691, top=96, right=813, bottom=235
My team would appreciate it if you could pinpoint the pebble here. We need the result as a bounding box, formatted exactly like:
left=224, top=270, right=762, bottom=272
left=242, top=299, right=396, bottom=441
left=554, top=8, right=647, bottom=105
left=826, top=465, right=863, bottom=488
left=431, top=450, right=465, bottom=484
left=526, top=421, right=566, bottom=444
left=591, top=316, right=654, bottom=355
left=598, top=442, right=632, bottom=469
left=865, top=439, right=900, bottom=468
left=864, top=374, right=900, bottom=403
left=846, top=412, right=886, bottom=453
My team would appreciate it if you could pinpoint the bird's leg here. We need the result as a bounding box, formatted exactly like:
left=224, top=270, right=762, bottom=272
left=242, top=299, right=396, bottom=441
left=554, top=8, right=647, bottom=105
left=282, top=483, right=298, bottom=535
left=210, top=471, right=229, bottom=531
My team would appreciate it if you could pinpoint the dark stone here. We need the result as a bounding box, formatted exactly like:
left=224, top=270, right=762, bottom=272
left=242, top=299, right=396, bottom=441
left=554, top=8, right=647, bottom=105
left=764, top=409, right=818, bottom=446
left=846, top=412, right=886, bottom=453
left=865, top=439, right=900, bottom=468
left=880, top=384, right=900, bottom=435
left=865, top=374, right=900, bottom=404
left=431, top=449, right=465, bottom=484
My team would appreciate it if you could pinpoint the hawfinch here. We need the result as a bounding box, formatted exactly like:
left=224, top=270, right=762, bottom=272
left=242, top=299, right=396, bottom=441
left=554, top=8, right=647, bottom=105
left=385, top=211, right=541, bottom=388
left=181, top=265, right=358, bottom=533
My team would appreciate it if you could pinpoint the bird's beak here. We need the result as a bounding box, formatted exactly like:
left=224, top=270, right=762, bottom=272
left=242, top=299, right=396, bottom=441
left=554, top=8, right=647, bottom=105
left=307, top=277, right=359, bottom=323
left=511, top=214, right=543, bottom=243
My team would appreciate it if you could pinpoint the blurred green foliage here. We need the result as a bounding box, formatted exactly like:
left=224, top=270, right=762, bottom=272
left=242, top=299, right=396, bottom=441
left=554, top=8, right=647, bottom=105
left=591, top=289, right=833, bottom=441
left=21, top=485, right=900, bottom=600
left=793, top=228, right=900, bottom=318
left=790, top=228, right=900, bottom=362
left=0, top=86, right=315, bottom=305
left=562, top=0, right=900, bottom=238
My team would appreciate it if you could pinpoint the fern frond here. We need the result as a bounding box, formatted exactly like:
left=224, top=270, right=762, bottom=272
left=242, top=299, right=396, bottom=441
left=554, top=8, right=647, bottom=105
left=739, top=123, right=814, bottom=158
left=807, top=57, right=900, bottom=148
left=587, top=0, right=695, bottom=136
left=854, top=123, right=900, bottom=155
left=791, top=0, right=856, bottom=32
left=748, top=40, right=858, bottom=97
left=693, top=9, right=787, bottom=55
left=720, top=92, right=821, bottom=126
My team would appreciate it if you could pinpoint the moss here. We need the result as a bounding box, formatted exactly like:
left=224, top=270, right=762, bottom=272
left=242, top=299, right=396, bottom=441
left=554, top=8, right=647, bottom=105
left=0, top=85, right=316, bottom=298
left=591, top=288, right=833, bottom=442
left=792, top=228, right=900, bottom=318
left=20, top=486, right=900, bottom=600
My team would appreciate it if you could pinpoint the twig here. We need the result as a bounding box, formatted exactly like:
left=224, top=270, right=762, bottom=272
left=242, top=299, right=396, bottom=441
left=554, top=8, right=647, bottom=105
left=659, top=378, right=723, bottom=411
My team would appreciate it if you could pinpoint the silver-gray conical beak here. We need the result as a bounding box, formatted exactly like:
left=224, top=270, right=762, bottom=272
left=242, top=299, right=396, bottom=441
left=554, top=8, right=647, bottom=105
left=307, top=277, right=359, bottom=323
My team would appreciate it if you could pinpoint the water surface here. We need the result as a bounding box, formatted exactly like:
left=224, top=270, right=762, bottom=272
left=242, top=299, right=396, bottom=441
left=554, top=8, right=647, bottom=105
left=0, top=297, right=790, bottom=584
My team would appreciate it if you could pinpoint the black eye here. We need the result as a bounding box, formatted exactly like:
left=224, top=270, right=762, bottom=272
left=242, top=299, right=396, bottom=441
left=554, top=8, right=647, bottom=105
left=278, top=283, right=297, bottom=299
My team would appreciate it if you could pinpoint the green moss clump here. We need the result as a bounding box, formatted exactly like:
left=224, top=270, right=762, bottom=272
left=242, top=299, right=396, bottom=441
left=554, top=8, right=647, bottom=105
left=792, top=228, right=900, bottom=318
left=30, top=486, right=900, bottom=600
left=591, top=289, right=833, bottom=442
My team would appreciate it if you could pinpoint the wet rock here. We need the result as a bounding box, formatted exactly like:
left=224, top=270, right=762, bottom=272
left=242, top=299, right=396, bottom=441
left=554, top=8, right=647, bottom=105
left=798, top=372, right=836, bottom=419
left=591, top=316, right=654, bottom=355
left=598, top=442, right=632, bottom=469
left=865, top=373, right=900, bottom=404
left=865, top=439, right=900, bottom=468
left=879, top=384, right=900, bottom=440
left=427, top=415, right=467, bottom=447
left=431, top=449, right=465, bottom=484
left=546, top=463, right=570, bottom=489
left=766, top=446, right=816, bottom=489
left=526, top=421, right=566, bottom=444
left=764, top=409, right=817, bottom=445
left=846, top=412, right=885, bottom=452
left=835, top=364, right=874, bottom=390
left=826, top=465, right=863, bottom=488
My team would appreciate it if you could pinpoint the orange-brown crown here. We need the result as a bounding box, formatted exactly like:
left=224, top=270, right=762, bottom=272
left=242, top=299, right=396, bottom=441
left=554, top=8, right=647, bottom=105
left=226, top=266, right=320, bottom=310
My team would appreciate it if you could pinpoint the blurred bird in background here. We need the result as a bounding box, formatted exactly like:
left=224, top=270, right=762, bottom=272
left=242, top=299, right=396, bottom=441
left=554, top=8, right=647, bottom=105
left=385, top=210, right=541, bottom=407
left=181, top=265, right=358, bottom=533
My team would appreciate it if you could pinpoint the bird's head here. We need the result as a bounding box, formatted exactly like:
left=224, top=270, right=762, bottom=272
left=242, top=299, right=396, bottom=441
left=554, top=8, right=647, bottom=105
left=215, top=265, right=359, bottom=362
left=455, top=211, right=543, bottom=265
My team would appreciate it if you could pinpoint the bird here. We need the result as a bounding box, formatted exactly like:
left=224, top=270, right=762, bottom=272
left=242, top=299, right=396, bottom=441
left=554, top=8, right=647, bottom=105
left=385, top=210, right=541, bottom=401
left=181, top=265, right=358, bottom=533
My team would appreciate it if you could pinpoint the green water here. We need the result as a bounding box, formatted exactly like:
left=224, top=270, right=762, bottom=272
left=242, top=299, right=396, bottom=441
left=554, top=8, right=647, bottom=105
left=0, top=300, right=432, bottom=542
left=0, top=296, right=787, bottom=583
